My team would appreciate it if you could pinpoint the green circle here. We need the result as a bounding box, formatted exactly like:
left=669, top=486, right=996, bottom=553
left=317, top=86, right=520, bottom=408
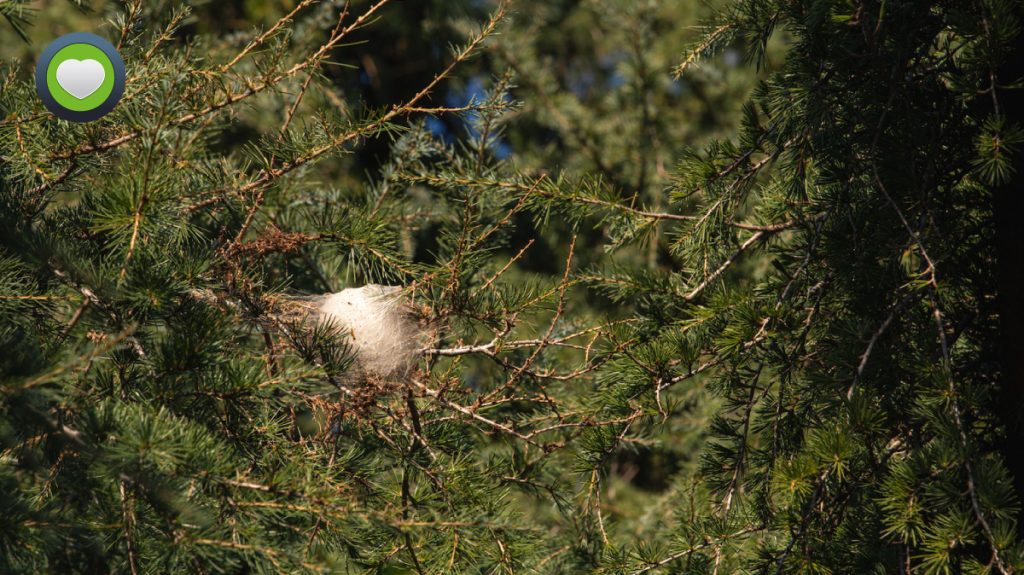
left=45, top=43, right=115, bottom=112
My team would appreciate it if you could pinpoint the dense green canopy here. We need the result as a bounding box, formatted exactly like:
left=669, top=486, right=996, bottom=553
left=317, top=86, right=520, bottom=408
left=2, top=0, right=1022, bottom=573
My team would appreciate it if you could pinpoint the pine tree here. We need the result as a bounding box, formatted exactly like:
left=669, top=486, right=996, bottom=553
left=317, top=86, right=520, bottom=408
left=2, top=0, right=1023, bottom=574
left=512, top=0, right=1024, bottom=572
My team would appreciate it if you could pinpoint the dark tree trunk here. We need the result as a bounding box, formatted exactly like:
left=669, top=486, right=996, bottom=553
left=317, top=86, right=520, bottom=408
left=995, top=15, right=1024, bottom=517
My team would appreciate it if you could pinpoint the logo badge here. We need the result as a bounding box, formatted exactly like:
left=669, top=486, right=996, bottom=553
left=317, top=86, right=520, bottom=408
left=35, top=32, right=126, bottom=122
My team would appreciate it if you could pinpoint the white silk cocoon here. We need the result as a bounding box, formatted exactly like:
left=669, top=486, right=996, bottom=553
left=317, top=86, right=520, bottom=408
left=317, top=285, right=423, bottom=378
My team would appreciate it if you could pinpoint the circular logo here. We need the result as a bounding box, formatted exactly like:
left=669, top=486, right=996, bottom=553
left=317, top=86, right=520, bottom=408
left=35, top=33, right=126, bottom=122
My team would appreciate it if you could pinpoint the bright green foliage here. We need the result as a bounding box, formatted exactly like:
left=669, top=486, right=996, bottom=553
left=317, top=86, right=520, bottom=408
left=1, top=0, right=1022, bottom=574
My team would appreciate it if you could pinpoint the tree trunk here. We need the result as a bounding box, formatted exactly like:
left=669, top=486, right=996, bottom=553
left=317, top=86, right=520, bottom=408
left=995, top=16, right=1024, bottom=516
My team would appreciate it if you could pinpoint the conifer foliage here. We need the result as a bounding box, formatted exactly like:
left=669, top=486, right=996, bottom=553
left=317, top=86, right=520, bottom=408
left=1, top=0, right=1023, bottom=573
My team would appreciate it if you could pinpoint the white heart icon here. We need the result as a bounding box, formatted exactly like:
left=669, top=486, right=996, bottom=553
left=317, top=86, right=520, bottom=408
left=55, top=59, right=106, bottom=99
